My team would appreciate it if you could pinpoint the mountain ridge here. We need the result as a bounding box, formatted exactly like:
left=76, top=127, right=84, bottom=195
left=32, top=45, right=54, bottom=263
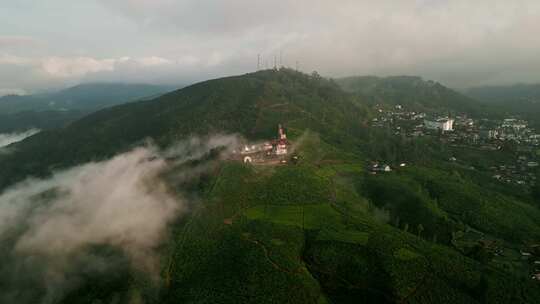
left=0, top=69, right=368, bottom=189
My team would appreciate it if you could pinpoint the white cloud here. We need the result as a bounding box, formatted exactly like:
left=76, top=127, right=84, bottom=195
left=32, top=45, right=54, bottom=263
left=133, top=56, right=172, bottom=66
left=40, top=56, right=174, bottom=78
left=0, top=145, right=179, bottom=301
left=8, top=147, right=179, bottom=264
left=0, top=54, right=176, bottom=87
left=41, top=57, right=116, bottom=78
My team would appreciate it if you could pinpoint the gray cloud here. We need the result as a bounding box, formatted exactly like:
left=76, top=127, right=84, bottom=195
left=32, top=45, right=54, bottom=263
left=1, top=0, right=540, bottom=93
left=0, top=134, right=240, bottom=303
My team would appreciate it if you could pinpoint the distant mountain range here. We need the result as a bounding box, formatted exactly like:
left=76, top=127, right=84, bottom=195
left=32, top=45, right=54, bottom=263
left=0, top=83, right=176, bottom=132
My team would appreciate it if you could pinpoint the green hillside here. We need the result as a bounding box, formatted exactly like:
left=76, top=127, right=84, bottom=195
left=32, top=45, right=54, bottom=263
left=60, top=136, right=540, bottom=303
left=1, top=70, right=539, bottom=303
left=0, top=69, right=369, bottom=190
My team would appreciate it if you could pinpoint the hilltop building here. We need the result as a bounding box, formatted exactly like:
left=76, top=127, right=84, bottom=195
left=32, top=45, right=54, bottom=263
left=275, top=124, right=288, bottom=155
left=232, top=124, right=290, bottom=164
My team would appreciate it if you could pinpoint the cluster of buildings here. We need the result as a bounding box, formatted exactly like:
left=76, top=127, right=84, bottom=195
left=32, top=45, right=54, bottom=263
left=370, top=104, right=540, bottom=186
left=370, top=104, right=458, bottom=137
left=231, top=124, right=291, bottom=165
left=370, top=104, right=540, bottom=144
left=478, top=119, right=540, bottom=144
left=475, top=120, right=540, bottom=186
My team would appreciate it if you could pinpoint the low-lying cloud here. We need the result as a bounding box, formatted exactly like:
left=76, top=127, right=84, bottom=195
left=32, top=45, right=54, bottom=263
left=0, top=134, right=240, bottom=303
left=0, top=129, right=40, bottom=148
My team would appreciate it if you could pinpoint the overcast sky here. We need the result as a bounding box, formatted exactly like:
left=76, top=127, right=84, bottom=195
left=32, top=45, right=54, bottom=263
left=1, top=0, right=540, bottom=95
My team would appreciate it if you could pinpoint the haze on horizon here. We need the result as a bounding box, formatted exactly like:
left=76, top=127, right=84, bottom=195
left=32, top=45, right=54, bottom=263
left=1, top=0, right=540, bottom=96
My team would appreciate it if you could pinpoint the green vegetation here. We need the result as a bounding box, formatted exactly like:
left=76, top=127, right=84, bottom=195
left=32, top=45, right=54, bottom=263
left=1, top=70, right=539, bottom=303
left=0, top=69, right=369, bottom=190
left=157, top=159, right=540, bottom=304
left=244, top=204, right=343, bottom=230
left=393, top=248, right=421, bottom=261
left=316, top=228, right=370, bottom=245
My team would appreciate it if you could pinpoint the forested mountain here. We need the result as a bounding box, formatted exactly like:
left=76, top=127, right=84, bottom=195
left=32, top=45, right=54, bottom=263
left=1, top=70, right=539, bottom=304
left=0, top=69, right=369, bottom=189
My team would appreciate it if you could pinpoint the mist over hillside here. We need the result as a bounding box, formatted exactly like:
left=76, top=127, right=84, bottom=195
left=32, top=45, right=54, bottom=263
left=0, top=134, right=240, bottom=303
